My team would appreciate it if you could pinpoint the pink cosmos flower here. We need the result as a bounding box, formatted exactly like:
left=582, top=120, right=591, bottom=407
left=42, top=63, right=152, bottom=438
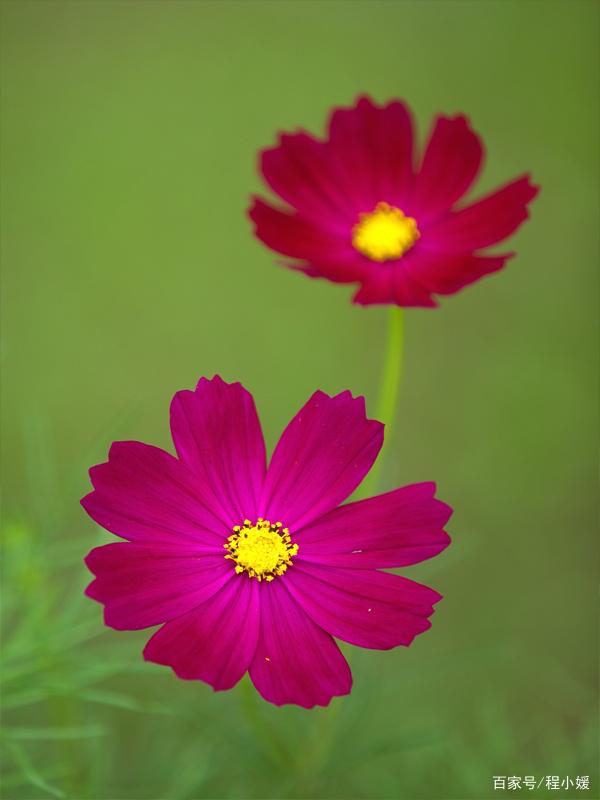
left=249, top=95, right=540, bottom=307
left=82, top=376, right=451, bottom=708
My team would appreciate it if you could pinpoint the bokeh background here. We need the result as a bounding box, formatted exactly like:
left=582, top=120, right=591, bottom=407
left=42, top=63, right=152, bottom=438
left=1, top=1, right=598, bottom=799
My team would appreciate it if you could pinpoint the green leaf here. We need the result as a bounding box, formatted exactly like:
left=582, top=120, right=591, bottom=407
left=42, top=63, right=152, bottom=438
left=5, top=724, right=106, bottom=741
left=2, top=739, right=65, bottom=799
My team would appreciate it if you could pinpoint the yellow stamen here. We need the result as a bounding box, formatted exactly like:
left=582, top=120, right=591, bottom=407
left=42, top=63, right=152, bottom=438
left=224, top=518, right=298, bottom=582
left=352, top=201, right=420, bottom=262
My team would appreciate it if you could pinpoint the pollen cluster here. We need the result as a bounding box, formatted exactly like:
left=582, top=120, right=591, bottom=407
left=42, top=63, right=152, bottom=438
left=352, top=201, right=420, bottom=262
left=224, top=518, right=298, bottom=582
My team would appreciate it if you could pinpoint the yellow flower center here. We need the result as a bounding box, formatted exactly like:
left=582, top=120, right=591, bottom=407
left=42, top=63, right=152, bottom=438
left=224, top=518, right=298, bottom=582
left=352, top=202, right=420, bottom=262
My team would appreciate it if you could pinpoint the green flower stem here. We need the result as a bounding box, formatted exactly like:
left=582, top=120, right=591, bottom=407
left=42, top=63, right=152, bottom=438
left=237, top=308, right=404, bottom=765
left=238, top=677, right=289, bottom=769
left=361, top=306, right=405, bottom=498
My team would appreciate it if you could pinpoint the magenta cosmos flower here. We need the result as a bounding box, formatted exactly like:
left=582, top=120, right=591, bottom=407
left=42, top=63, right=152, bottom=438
left=82, top=376, right=451, bottom=708
left=249, top=95, right=539, bottom=306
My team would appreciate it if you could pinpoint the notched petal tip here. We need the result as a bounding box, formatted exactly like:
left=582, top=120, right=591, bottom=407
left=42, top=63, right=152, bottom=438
left=351, top=289, right=439, bottom=309
left=435, top=528, right=452, bottom=556
left=351, top=273, right=439, bottom=308
left=274, top=688, right=352, bottom=710
left=437, top=112, right=477, bottom=133
left=512, top=174, right=541, bottom=212
left=328, top=93, right=413, bottom=130
left=87, top=441, right=162, bottom=489
left=247, top=194, right=262, bottom=220
left=405, top=617, right=433, bottom=645
left=522, top=172, right=541, bottom=193
left=142, top=639, right=165, bottom=666
left=277, top=128, right=315, bottom=146
left=195, top=374, right=223, bottom=390
left=80, top=489, right=96, bottom=510
left=414, top=480, right=437, bottom=496
left=247, top=195, right=273, bottom=225
left=83, top=578, right=101, bottom=601
left=106, top=440, right=128, bottom=457
left=86, top=461, right=109, bottom=491
left=424, top=586, right=444, bottom=607
left=309, top=387, right=383, bottom=431
left=352, top=93, right=411, bottom=114
left=433, top=498, right=454, bottom=527
left=193, top=374, right=246, bottom=394
left=354, top=93, right=377, bottom=111
left=83, top=548, right=98, bottom=575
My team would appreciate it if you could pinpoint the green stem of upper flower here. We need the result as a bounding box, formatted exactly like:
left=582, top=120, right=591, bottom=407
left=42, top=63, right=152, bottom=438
left=360, top=306, right=404, bottom=498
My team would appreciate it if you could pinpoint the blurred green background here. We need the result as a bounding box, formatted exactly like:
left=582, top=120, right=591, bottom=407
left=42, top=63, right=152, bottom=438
left=1, top=1, right=598, bottom=799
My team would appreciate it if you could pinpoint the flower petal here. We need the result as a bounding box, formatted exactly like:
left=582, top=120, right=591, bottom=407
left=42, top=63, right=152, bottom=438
left=411, top=115, right=483, bottom=223
left=85, top=543, right=232, bottom=630
left=327, top=95, right=414, bottom=210
left=260, top=132, right=356, bottom=227
left=261, top=391, right=383, bottom=530
left=143, top=576, right=259, bottom=691
left=425, top=175, right=540, bottom=252
left=391, top=263, right=438, bottom=307
left=286, top=563, right=441, bottom=650
left=351, top=267, right=394, bottom=305
left=170, top=376, right=266, bottom=526
left=81, top=441, right=226, bottom=544
left=249, top=580, right=351, bottom=708
left=249, top=198, right=358, bottom=268
left=351, top=264, right=438, bottom=307
left=296, top=483, right=451, bottom=568
left=283, top=257, right=366, bottom=286
left=405, top=249, right=514, bottom=295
